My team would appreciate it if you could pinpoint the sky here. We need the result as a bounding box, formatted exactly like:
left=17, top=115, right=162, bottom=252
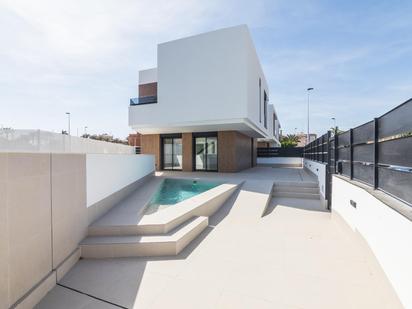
left=1, top=0, right=411, bottom=138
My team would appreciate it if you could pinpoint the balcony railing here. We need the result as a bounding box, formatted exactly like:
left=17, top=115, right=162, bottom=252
left=130, top=96, right=157, bottom=106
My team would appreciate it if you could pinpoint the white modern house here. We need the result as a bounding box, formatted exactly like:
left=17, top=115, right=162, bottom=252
left=129, top=25, right=281, bottom=172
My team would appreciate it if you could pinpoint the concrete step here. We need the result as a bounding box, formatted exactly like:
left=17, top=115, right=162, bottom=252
left=274, top=181, right=319, bottom=188
left=80, top=216, right=208, bottom=258
left=273, top=191, right=321, bottom=200
left=273, top=186, right=319, bottom=194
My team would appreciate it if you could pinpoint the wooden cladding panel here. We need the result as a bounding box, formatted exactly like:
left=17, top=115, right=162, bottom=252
left=141, top=134, right=160, bottom=170
left=235, top=132, right=253, bottom=171
left=182, top=133, right=193, bottom=172
left=139, top=82, right=157, bottom=97
left=218, top=131, right=236, bottom=172
left=218, top=131, right=253, bottom=172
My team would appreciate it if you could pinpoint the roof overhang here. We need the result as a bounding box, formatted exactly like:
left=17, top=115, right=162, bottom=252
left=131, top=118, right=268, bottom=138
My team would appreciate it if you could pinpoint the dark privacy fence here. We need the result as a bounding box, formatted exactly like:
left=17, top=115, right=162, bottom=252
left=257, top=147, right=303, bottom=157
left=304, top=98, right=412, bottom=206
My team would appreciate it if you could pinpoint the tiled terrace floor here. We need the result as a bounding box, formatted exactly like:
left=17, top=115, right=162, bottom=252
left=36, top=167, right=402, bottom=309
left=159, top=165, right=317, bottom=182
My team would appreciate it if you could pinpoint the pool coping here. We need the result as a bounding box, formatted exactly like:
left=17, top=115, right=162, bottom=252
left=136, top=177, right=243, bottom=234
left=88, top=175, right=243, bottom=236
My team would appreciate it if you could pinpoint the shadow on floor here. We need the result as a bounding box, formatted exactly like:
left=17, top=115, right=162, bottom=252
left=52, top=187, right=242, bottom=309
left=208, top=187, right=241, bottom=226
left=264, top=197, right=328, bottom=216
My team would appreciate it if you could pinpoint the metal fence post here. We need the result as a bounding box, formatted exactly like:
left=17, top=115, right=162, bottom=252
left=319, top=137, right=322, bottom=162
left=374, top=118, right=379, bottom=189
left=321, top=134, right=325, bottom=163
left=334, top=132, right=339, bottom=174
left=349, top=128, right=353, bottom=180
left=326, top=131, right=332, bottom=209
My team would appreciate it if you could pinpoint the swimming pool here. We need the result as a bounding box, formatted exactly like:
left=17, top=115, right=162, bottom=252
left=145, top=178, right=221, bottom=214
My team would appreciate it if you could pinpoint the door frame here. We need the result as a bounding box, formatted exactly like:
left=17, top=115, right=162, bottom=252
left=160, top=133, right=182, bottom=170
left=192, top=132, right=218, bottom=172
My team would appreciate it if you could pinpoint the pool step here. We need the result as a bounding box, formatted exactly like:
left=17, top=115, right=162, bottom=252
left=80, top=216, right=208, bottom=258
left=88, top=182, right=239, bottom=237
left=88, top=223, right=140, bottom=237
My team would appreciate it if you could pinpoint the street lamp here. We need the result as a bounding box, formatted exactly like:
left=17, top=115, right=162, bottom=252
left=331, top=117, right=336, bottom=129
left=65, top=112, right=71, bottom=135
left=306, top=88, right=314, bottom=144
left=84, top=126, right=88, bottom=136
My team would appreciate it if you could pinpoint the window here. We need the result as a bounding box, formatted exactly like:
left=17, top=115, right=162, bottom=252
left=264, top=91, right=268, bottom=129
left=161, top=134, right=182, bottom=170
left=259, top=78, right=262, bottom=123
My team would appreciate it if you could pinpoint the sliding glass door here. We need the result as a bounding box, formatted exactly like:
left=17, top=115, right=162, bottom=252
left=162, top=135, right=182, bottom=170
left=194, top=134, right=218, bottom=171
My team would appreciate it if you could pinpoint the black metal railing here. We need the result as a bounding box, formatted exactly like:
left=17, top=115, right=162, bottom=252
left=258, top=147, right=303, bottom=157
left=304, top=98, right=412, bottom=207
left=130, top=95, right=158, bottom=106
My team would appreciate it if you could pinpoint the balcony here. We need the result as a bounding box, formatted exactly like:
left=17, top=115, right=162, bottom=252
left=130, top=95, right=157, bottom=106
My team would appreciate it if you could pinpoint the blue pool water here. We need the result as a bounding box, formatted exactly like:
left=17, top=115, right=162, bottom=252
left=145, top=178, right=221, bottom=214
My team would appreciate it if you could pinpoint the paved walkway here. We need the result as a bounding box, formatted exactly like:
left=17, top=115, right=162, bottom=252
left=36, top=167, right=402, bottom=309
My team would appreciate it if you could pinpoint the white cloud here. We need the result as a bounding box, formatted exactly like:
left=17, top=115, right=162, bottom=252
left=0, top=0, right=270, bottom=136
left=0, top=0, right=410, bottom=138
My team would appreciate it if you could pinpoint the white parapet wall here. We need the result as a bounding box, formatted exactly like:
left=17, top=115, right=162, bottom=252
left=303, top=159, right=326, bottom=199
left=86, top=154, right=155, bottom=207
left=332, top=175, right=412, bottom=309
left=257, top=157, right=302, bottom=166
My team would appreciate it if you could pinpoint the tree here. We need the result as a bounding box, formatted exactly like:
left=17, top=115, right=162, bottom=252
left=81, top=133, right=128, bottom=145
left=330, top=127, right=344, bottom=136
left=280, top=134, right=300, bottom=148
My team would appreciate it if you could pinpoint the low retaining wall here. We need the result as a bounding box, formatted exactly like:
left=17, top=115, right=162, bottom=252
left=303, top=159, right=326, bottom=200
left=257, top=157, right=302, bottom=167
left=0, top=152, right=155, bottom=308
left=332, top=175, right=412, bottom=309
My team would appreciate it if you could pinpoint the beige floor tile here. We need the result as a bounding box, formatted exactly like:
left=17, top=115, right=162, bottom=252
left=215, top=290, right=278, bottom=309
left=35, top=286, right=118, bottom=309
left=149, top=277, right=222, bottom=309
left=38, top=168, right=402, bottom=308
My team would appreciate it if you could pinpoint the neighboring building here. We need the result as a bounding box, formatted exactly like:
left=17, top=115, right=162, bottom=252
left=296, top=133, right=317, bottom=147
left=127, top=133, right=141, bottom=147
left=129, top=25, right=281, bottom=172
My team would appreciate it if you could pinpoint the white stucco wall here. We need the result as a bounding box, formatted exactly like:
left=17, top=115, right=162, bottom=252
left=332, top=176, right=412, bottom=309
left=129, top=25, right=275, bottom=139
left=303, top=159, right=326, bottom=198
left=267, top=105, right=274, bottom=140
left=139, top=68, right=157, bottom=84
left=257, top=157, right=302, bottom=166
left=86, top=154, right=155, bottom=207
left=158, top=25, right=248, bottom=122
left=246, top=30, right=270, bottom=137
